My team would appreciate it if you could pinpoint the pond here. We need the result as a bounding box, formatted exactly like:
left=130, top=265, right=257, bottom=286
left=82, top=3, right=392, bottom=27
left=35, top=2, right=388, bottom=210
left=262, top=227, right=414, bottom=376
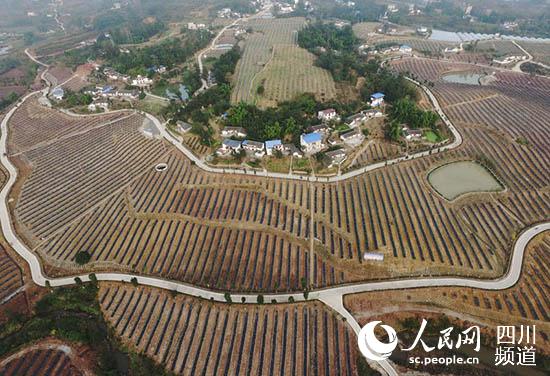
left=428, top=161, right=503, bottom=200
left=442, top=72, right=484, bottom=85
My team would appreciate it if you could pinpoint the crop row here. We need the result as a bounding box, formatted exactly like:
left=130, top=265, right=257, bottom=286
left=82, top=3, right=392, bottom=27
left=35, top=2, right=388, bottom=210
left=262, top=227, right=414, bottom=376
left=0, top=245, right=24, bottom=303
left=99, top=284, right=358, bottom=376
left=0, top=349, right=80, bottom=376
left=7, top=96, right=128, bottom=154
left=15, top=113, right=168, bottom=240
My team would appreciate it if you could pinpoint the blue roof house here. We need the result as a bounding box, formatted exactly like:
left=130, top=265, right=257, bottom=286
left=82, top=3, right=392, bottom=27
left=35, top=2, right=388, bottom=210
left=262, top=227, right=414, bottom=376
left=370, top=92, right=385, bottom=107
left=300, top=132, right=324, bottom=153
left=265, top=139, right=283, bottom=156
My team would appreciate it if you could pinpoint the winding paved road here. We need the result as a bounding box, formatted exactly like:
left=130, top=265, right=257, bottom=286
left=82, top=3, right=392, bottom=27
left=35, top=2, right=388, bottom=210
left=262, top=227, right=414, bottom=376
left=1, top=48, right=547, bottom=376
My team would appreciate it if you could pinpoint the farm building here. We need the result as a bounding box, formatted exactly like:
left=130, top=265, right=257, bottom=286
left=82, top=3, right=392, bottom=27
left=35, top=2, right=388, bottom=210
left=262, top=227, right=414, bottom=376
left=88, top=100, right=109, bottom=112
left=176, top=121, right=192, bottom=133
left=131, top=75, right=153, bottom=87
left=364, top=109, right=383, bottom=118
left=317, top=108, right=338, bottom=122
left=402, top=125, right=423, bottom=140
left=219, top=139, right=242, bottom=155
left=265, top=139, right=284, bottom=156
left=242, top=140, right=265, bottom=157
left=340, top=129, right=365, bottom=146
left=308, top=123, right=331, bottom=134
left=399, top=45, right=413, bottom=54
left=324, top=149, right=347, bottom=167
left=370, top=92, right=385, bottom=107
left=346, top=113, right=369, bottom=128
left=282, top=143, right=304, bottom=158
left=221, top=126, right=247, bottom=138
left=300, top=132, right=324, bottom=153
left=51, top=87, right=64, bottom=101
left=363, top=252, right=384, bottom=261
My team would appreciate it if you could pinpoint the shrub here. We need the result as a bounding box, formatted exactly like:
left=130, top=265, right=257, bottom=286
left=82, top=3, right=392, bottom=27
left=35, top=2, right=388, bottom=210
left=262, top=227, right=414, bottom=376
left=224, top=292, right=232, bottom=303
left=74, top=251, right=91, bottom=265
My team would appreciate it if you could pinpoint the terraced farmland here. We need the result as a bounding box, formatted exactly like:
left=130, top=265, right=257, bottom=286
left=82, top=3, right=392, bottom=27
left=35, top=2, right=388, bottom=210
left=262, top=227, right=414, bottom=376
left=518, top=41, right=550, bottom=66
left=0, top=245, right=24, bottom=304
left=390, top=57, right=488, bottom=81
left=34, top=152, right=354, bottom=291
left=11, top=109, right=168, bottom=242
left=253, top=45, right=337, bottom=107
left=344, top=231, right=550, bottom=352
left=100, top=283, right=358, bottom=376
left=0, top=347, right=85, bottom=376
left=231, top=17, right=336, bottom=106
left=7, top=57, right=550, bottom=292
left=7, top=95, right=129, bottom=154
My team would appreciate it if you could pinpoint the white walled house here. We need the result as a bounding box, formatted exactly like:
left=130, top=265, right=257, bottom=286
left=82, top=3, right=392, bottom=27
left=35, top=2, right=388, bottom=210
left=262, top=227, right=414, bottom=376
left=265, top=139, right=284, bottom=156
left=300, top=132, right=324, bottom=153
left=324, top=149, right=347, bottom=167
left=221, top=126, right=247, bottom=138
left=242, top=140, right=265, bottom=157
left=340, top=129, right=365, bottom=146
left=131, top=75, right=153, bottom=87
left=218, top=139, right=242, bottom=155
left=317, top=108, right=338, bottom=122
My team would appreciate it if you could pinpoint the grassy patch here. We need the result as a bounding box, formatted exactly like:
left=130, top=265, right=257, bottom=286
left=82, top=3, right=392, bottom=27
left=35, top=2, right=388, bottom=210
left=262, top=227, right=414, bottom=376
left=292, top=157, right=311, bottom=173
left=424, top=130, right=440, bottom=143
left=265, top=157, right=291, bottom=173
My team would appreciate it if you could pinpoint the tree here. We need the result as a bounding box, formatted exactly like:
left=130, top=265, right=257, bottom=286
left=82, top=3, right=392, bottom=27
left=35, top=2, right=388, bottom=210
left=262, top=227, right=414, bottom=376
left=288, top=296, right=295, bottom=303
left=256, top=85, right=265, bottom=95
left=75, top=251, right=91, bottom=265
left=88, top=273, right=98, bottom=286
left=23, top=32, right=36, bottom=46
left=131, top=277, right=139, bottom=287
left=224, top=292, right=232, bottom=303
left=257, top=294, right=264, bottom=304
left=74, top=277, right=83, bottom=286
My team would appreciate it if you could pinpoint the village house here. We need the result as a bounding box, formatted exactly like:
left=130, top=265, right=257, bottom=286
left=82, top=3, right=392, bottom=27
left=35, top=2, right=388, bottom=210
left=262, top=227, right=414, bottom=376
left=300, top=132, right=324, bottom=153
left=176, top=121, right=192, bottom=133
left=402, top=125, right=423, bottom=140
left=363, top=109, right=383, bottom=119
left=187, top=22, right=207, bottom=30
left=104, top=67, right=122, bottom=81
left=88, top=100, right=109, bottom=112
left=265, top=139, right=284, bottom=156
left=148, top=65, right=167, bottom=74
left=221, top=126, right=247, bottom=138
left=282, top=143, right=304, bottom=158
left=370, top=92, right=385, bottom=107
left=114, top=90, right=139, bottom=99
left=324, top=149, right=347, bottom=168
left=399, top=45, right=413, bottom=54
left=51, top=87, right=64, bottom=101
left=242, top=140, right=265, bottom=157
left=317, top=108, right=338, bottom=122
left=219, top=139, right=242, bottom=155
left=340, top=129, right=365, bottom=146
left=131, top=75, right=153, bottom=88
left=308, top=123, right=331, bottom=135
left=346, top=113, right=368, bottom=128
